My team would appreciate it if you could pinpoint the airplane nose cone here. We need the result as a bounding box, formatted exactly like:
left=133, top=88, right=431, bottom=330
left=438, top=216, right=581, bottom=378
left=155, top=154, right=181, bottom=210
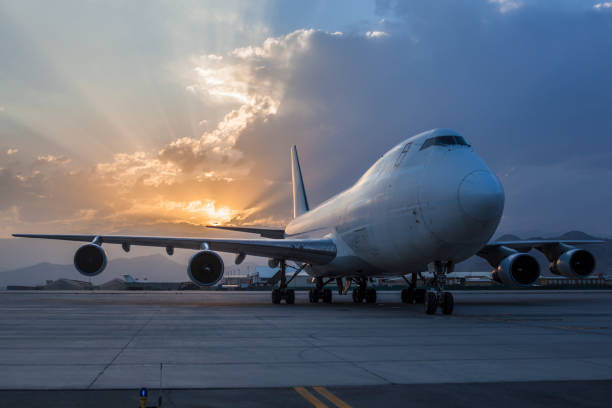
left=458, top=170, right=504, bottom=222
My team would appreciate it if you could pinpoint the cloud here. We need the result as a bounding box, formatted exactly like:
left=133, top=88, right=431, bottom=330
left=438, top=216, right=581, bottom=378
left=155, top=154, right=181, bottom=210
left=488, top=0, right=522, bottom=13
left=101, top=29, right=320, bottom=188
left=36, top=155, right=71, bottom=165
left=95, top=152, right=182, bottom=188
left=0, top=30, right=328, bottom=234
left=1, top=1, right=612, bottom=239
left=365, top=30, right=389, bottom=38
left=593, top=2, right=612, bottom=10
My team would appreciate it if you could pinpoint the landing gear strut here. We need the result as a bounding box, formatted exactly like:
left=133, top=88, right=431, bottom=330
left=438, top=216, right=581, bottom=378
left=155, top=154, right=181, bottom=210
left=401, top=273, right=426, bottom=304
left=423, top=261, right=454, bottom=315
left=352, top=277, right=376, bottom=304
left=309, top=277, right=333, bottom=303
left=271, top=260, right=296, bottom=305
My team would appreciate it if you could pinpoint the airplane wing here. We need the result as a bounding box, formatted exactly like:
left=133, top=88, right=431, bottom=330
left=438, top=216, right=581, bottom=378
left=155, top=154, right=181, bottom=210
left=477, top=239, right=604, bottom=269
left=206, top=225, right=285, bottom=239
left=12, top=234, right=336, bottom=265
left=482, top=239, right=605, bottom=252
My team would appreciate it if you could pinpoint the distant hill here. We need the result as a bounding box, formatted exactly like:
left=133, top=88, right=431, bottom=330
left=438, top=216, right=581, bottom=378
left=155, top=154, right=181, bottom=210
left=0, top=251, right=266, bottom=289
left=556, top=231, right=599, bottom=240
left=495, top=234, right=521, bottom=241
left=456, top=231, right=611, bottom=275
left=0, top=238, right=78, bottom=272
left=0, top=254, right=188, bottom=288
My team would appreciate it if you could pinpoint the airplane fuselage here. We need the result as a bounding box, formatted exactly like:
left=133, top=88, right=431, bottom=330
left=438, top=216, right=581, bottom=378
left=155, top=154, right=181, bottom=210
left=285, top=129, right=505, bottom=278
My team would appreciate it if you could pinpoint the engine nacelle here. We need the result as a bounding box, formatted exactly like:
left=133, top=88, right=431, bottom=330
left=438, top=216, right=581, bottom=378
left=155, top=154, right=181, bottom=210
left=492, top=253, right=540, bottom=287
left=188, top=250, right=224, bottom=286
left=549, top=249, right=595, bottom=279
left=74, top=244, right=107, bottom=277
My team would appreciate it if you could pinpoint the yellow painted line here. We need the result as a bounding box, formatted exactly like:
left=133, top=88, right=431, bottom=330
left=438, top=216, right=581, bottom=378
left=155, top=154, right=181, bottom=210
left=313, top=386, right=353, bottom=408
left=294, top=387, right=329, bottom=408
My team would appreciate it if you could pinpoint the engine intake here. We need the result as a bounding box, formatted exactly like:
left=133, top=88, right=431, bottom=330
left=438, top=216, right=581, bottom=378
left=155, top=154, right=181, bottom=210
left=492, top=253, right=540, bottom=287
left=188, top=250, right=224, bottom=286
left=74, top=244, right=107, bottom=276
left=550, top=249, right=595, bottom=279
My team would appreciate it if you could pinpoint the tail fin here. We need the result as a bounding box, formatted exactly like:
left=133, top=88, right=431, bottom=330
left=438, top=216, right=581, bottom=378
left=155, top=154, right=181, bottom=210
left=291, top=145, right=309, bottom=218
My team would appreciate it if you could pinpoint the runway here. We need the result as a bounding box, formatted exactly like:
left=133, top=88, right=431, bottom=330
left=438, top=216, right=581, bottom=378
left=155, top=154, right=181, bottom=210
left=0, top=290, right=611, bottom=407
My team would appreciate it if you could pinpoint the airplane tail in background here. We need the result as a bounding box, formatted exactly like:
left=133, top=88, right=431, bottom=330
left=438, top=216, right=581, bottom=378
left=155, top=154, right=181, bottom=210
left=291, top=145, right=310, bottom=218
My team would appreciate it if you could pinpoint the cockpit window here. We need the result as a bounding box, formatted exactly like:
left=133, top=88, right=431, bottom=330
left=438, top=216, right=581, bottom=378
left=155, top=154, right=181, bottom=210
left=419, top=135, right=470, bottom=151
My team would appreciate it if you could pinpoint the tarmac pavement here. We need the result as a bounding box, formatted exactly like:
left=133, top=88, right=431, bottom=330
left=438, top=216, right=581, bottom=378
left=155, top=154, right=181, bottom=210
left=0, top=290, right=610, bottom=406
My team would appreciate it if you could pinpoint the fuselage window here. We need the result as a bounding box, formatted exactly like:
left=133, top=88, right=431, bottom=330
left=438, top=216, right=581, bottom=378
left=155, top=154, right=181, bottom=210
left=419, top=135, right=470, bottom=151
left=394, top=143, right=412, bottom=167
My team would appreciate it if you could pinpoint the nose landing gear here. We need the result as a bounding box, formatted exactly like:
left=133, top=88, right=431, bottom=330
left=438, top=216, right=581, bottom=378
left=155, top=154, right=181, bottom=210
left=424, top=261, right=454, bottom=315
left=351, top=277, right=377, bottom=303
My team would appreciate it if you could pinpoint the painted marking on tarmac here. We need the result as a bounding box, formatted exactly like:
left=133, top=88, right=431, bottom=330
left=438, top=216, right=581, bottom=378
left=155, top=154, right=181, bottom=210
left=294, top=387, right=329, bottom=408
left=313, top=386, right=353, bottom=408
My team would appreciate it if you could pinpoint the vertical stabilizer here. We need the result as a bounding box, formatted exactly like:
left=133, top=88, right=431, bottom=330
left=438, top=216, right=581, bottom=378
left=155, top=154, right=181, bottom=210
left=291, top=145, right=309, bottom=218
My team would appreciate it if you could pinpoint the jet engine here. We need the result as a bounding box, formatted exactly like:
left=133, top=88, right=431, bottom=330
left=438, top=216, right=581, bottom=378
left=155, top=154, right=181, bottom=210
left=187, top=250, right=224, bottom=286
left=549, top=249, right=595, bottom=279
left=492, top=253, right=540, bottom=287
left=74, top=244, right=107, bottom=277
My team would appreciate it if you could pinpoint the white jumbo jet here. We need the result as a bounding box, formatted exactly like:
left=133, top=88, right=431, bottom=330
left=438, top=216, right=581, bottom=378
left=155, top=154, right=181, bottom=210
left=14, top=128, right=603, bottom=315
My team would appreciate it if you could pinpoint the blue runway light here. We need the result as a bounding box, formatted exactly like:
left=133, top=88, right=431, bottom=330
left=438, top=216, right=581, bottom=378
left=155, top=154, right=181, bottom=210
left=140, top=388, right=148, bottom=397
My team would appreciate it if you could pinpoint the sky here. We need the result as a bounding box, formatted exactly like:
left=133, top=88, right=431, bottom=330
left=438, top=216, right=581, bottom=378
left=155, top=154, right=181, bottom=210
left=1, top=0, right=612, bottom=243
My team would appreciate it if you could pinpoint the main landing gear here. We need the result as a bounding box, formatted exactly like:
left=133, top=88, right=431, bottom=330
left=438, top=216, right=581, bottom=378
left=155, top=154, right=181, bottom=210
left=401, top=273, right=426, bottom=304
left=309, top=277, right=333, bottom=303
left=423, top=261, right=454, bottom=315
left=271, top=260, right=302, bottom=305
left=351, top=277, right=377, bottom=304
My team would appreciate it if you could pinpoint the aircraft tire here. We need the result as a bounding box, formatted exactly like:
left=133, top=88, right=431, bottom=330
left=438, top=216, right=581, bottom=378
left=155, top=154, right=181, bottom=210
left=323, top=289, right=333, bottom=303
left=401, top=288, right=415, bottom=304
left=285, top=289, right=295, bottom=305
left=441, top=292, right=454, bottom=315
left=365, top=288, right=377, bottom=303
left=424, top=291, right=437, bottom=315
left=272, top=289, right=281, bottom=304
left=415, top=289, right=426, bottom=304
left=308, top=288, right=316, bottom=303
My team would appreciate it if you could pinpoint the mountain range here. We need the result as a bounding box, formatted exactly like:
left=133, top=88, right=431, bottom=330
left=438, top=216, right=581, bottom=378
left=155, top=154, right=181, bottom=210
left=0, top=254, right=189, bottom=288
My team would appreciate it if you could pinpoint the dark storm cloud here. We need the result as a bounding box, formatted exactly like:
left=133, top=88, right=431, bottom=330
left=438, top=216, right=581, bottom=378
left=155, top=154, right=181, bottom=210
left=236, top=1, right=612, bottom=235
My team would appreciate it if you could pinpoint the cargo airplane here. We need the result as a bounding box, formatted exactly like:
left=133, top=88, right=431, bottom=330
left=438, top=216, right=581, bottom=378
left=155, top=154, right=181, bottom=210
left=14, top=129, right=602, bottom=314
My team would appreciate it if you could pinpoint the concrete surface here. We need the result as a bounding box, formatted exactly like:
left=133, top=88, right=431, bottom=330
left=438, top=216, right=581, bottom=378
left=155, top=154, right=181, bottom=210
left=0, top=381, right=610, bottom=408
left=0, top=290, right=611, bottom=406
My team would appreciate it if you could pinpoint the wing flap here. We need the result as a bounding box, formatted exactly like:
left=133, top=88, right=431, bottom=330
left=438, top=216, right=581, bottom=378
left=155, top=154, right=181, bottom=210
left=206, top=225, right=285, bottom=239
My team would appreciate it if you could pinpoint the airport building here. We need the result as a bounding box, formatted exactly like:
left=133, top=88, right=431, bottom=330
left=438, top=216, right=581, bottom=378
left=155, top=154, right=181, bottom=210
left=5, top=271, right=611, bottom=291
